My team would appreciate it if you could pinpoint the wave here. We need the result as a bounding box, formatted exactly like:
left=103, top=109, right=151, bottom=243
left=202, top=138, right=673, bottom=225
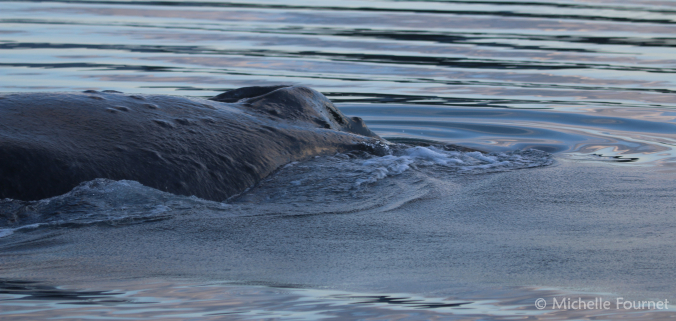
left=0, top=144, right=551, bottom=235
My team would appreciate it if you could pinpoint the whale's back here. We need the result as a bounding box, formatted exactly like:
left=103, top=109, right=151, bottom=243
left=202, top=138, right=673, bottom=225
left=0, top=87, right=382, bottom=201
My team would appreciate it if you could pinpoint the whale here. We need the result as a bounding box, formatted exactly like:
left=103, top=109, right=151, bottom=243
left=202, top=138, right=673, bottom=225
left=0, top=85, right=387, bottom=202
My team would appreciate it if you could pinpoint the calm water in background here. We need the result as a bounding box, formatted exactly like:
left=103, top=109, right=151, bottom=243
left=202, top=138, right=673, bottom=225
left=2, top=0, right=676, bottom=320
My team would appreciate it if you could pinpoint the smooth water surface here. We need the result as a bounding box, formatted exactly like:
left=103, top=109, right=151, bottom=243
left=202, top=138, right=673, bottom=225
left=1, top=0, right=676, bottom=319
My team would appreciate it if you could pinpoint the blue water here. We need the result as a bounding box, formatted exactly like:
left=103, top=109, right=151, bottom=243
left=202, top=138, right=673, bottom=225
left=1, top=0, right=676, bottom=320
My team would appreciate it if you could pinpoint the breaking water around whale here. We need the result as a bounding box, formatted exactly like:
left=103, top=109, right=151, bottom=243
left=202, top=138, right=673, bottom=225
left=2, top=0, right=676, bottom=319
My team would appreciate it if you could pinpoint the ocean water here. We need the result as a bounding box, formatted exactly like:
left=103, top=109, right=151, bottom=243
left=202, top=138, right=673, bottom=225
left=1, top=0, right=676, bottom=320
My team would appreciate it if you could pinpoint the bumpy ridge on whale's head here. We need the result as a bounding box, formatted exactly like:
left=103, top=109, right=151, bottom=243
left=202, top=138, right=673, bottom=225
left=210, top=85, right=379, bottom=138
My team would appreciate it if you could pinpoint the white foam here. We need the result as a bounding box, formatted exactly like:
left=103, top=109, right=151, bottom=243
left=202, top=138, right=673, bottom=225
left=0, top=223, right=44, bottom=238
left=0, top=229, right=12, bottom=238
left=354, top=146, right=551, bottom=188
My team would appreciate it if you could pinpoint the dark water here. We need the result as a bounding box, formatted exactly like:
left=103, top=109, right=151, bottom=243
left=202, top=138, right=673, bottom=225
left=1, top=0, right=676, bottom=319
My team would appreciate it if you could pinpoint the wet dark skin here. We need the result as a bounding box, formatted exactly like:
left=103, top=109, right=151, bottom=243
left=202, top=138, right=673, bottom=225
left=0, top=86, right=384, bottom=201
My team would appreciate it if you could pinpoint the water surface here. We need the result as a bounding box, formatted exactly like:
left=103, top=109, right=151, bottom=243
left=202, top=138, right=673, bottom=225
left=1, top=0, right=676, bottom=319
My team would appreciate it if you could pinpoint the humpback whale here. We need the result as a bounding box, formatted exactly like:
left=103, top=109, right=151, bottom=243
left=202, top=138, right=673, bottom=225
left=0, top=85, right=386, bottom=201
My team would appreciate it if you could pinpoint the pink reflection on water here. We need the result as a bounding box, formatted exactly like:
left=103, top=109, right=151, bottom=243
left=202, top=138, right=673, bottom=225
left=27, top=6, right=676, bottom=35
left=0, top=279, right=674, bottom=320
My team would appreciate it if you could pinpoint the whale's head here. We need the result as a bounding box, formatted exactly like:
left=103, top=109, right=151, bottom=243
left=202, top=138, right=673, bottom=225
left=209, top=85, right=380, bottom=138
